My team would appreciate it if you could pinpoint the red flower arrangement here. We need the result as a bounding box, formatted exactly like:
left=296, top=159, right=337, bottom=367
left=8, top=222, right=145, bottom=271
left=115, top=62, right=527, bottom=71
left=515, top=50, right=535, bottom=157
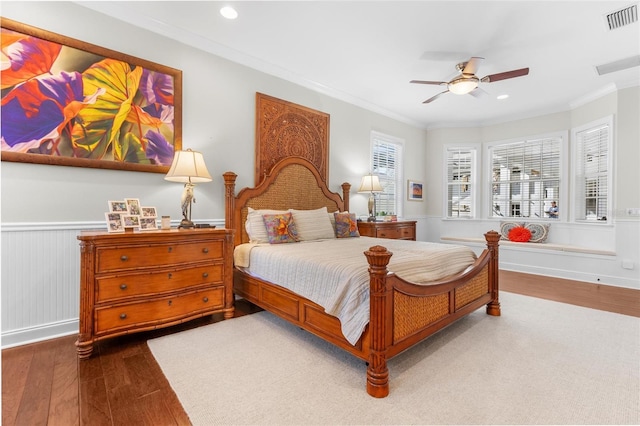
left=508, top=226, right=532, bottom=242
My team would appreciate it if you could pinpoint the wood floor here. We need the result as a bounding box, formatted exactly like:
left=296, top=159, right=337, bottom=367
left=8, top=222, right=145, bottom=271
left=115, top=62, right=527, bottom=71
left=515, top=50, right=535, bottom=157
left=2, top=272, right=638, bottom=426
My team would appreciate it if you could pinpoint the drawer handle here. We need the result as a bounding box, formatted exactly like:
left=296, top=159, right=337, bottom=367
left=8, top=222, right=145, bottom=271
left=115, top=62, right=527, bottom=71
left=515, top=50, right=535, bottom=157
left=167, top=273, right=173, bottom=279
left=202, top=272, right=209, bottom=278
left=203, top=297, right=209, bottom=303
left=120, top=255, right=128, bottom=262
left=379, top=233, right=387, bottom=237
left=119, top=313, right=127, bottom=320
left=168, top=247, right=173, bottom=253
left=168, top=300, right=172, bottom=306
left=202, top=248, right=209, bottom=254
left=119, top=284, right=127, bottom=290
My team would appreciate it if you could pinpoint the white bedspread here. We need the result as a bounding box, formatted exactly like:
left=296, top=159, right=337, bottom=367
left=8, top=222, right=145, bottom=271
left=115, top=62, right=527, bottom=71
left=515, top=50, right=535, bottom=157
left=235, top=237, right=477, bottom=345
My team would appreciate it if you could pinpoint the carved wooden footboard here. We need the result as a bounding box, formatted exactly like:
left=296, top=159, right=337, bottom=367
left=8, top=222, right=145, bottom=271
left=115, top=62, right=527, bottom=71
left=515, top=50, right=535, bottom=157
left=224, top=157, right=500, bottom=398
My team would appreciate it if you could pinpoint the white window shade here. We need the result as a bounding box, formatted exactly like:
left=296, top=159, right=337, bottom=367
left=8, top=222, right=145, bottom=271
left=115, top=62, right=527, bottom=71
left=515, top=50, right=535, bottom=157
left=446, top=148, right=475, bottom=218
left=371, top=132, right=404, bottom=216
left=574, top=121, right=610, bottom=222
left=490, top=136, right=561, bottom=219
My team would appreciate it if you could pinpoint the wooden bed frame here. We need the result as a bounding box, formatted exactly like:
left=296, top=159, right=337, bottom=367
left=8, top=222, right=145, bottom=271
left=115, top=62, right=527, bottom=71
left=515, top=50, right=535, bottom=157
left=223, top=156, right=500, bottom=398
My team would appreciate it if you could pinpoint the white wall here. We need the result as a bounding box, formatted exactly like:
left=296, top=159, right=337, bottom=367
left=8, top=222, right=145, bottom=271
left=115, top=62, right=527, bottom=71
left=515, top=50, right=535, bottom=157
left=0, top=2, right=428, bottom=347
left=0, top=2, right=429, bottom=224
left=425, top=87, right=640, bottom=289
left=1, top=2, right=637, bottom=349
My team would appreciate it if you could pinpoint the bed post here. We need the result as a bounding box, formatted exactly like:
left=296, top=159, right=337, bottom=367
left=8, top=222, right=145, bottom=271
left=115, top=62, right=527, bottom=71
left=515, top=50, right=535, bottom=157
left=223, top=172, right=238, bottom=246
left=484, top=230, right=501, bottom=316
left=341, top=182, right=351, bottom=212
left=364, top=245, right=393, bottom=398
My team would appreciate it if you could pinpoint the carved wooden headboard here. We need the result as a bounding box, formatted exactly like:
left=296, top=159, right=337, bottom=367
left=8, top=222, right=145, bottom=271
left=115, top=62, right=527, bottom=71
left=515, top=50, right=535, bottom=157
left=255, top=93, right=329, bottom=185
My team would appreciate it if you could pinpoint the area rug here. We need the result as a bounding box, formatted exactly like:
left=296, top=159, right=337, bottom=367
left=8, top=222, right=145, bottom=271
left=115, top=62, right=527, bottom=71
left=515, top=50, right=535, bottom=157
left=147, top=292, right=639, bottom=425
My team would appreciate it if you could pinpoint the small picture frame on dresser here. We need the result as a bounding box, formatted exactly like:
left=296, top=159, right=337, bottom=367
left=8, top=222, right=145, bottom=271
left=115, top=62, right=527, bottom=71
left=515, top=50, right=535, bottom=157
left=122, top=214, right=141, bottom=230
left=105, top=212, right=124, bottom=233
left=125, top=198, right=142, bottom=216
left=108, top=200, right=128, bottom=213
left=139, top=217, right=158, bottom=231
left=141, top=206, right=157, bottom=218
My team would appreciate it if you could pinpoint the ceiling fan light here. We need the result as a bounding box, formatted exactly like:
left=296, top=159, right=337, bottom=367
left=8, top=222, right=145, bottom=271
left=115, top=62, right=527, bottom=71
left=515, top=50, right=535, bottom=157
left=220, top=6, right=238, bottom=19
left=448, top=77, right=479, bottom=95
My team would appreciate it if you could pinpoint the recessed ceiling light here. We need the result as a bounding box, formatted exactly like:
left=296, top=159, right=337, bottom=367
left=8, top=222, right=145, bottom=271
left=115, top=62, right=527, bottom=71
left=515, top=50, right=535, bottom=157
left=220, top=6, right=238, bottom=20
left=497, top=94, right=509, bottom=100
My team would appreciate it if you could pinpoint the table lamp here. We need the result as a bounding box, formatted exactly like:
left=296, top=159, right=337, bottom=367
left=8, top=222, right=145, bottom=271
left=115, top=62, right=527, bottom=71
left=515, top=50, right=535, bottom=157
left=165, top=148, right=212, bottom=228
left=358, top=173, right=382, bottom=222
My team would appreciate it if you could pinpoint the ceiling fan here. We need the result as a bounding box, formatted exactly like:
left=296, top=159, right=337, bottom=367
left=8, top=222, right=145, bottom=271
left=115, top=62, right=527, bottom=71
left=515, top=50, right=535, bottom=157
left=410, top=57, right=529, bottom=104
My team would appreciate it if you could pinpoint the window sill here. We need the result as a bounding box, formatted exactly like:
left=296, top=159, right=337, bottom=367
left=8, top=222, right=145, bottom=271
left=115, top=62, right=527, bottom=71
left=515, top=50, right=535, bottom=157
left=440, top=236, right=616, bottom=257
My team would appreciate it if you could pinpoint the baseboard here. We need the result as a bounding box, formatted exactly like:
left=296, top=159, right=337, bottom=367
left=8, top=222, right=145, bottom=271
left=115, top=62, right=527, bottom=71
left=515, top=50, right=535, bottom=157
left=499, top=262, right=639, bottom=289
left=500, top=270, right=640, bottom=318
left=1, top=319, right=79, bottom=350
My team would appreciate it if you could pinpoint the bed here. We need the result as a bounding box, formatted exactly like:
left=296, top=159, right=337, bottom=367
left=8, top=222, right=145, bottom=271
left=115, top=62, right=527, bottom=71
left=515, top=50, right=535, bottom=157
left=223, top=156, right=500, bottom=398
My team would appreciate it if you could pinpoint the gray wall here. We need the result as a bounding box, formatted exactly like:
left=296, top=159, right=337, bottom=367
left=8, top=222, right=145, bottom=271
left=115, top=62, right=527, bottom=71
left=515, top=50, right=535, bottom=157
left=0, top=1, right=429, bottom=225
left=1, top=2, right=637, bottom=348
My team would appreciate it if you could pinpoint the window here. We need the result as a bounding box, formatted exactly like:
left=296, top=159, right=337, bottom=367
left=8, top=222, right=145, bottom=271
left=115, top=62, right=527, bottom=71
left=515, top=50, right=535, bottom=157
left=371, top=131, right=404, bottom=217
left=573, top=117, right=612, bottom=222
left=488, top=135, right=562, bottom=220
left=446, top=147, right=476, bottom=218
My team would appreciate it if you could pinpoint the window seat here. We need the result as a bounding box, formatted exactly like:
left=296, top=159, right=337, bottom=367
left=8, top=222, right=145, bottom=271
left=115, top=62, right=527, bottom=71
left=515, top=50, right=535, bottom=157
left=440, top=236, right=616, bottom=257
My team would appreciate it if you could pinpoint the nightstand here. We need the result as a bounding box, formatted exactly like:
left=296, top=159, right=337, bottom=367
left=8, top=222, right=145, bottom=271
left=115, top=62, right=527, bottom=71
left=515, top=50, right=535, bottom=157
left=76, top=228, right=234, bottom=358
left=357, top=220, right=417, bottom=241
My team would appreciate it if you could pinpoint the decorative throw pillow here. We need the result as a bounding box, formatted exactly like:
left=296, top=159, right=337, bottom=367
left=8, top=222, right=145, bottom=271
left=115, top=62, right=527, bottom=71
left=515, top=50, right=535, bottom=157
left=262, top=212, right=299, bottom=244
left=246, top=207, right=288, bottom=243
left=500, top=221, right=525, bottom=241
left=334, top=212, right=360, bottom=238
left=525, top=223, right=550, bottom=243
left=508, top=226, right=532, bottom=243
left=289, top=207, right=336, bottom=241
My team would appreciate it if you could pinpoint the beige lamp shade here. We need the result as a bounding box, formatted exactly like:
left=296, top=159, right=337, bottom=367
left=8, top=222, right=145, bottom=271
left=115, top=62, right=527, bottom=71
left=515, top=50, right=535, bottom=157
left=164, top=149, right=212, bottom=183
left=358, top=174, right=382, bottom=193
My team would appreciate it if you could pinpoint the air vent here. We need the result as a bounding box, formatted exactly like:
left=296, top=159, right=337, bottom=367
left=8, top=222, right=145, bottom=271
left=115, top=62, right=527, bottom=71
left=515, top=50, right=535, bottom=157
left=605, top=4, right=638, bottom=30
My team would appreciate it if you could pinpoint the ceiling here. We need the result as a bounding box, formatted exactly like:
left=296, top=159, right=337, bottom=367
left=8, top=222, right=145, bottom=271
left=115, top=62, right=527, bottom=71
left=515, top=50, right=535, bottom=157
left=77, top=1, right=640, bottom=129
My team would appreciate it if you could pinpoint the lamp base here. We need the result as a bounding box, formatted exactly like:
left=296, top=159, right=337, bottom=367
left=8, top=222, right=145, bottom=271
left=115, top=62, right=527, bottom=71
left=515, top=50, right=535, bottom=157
left=178, top=219, right=195, bottom=229
left=367, top=216, right=376, bottom=222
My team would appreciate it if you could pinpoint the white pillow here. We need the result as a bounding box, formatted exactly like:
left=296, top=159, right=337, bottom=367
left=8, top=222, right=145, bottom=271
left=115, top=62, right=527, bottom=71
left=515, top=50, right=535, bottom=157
left=289, top=207, right=336, bottom=241
left=246, top=207, right=287, bottom=243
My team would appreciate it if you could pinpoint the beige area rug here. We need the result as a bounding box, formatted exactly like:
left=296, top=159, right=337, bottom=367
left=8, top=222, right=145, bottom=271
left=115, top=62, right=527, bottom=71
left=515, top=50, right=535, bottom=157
left=148, top=292, right=639, bottom=425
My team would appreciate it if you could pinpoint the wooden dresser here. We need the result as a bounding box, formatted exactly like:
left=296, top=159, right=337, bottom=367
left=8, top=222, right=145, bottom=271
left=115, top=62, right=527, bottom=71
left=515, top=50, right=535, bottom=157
left=76, top=228, right=234, bottom=358
left=357, top=220, right=417, bottom=241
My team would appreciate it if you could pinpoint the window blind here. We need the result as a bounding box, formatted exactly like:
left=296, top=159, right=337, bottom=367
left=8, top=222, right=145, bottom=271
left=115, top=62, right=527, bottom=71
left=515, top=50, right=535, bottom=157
left=446, top=148, right=474, bottom=218
left=490, top=137, right=561, bottom=219
left=372, top=134, right=403, bottom=216
left=575, top=123, right=609, bottom=221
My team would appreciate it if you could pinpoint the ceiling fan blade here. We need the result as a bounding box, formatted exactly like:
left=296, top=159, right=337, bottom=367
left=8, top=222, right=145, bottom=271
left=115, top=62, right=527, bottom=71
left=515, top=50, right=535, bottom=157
left=461, top=57, right=484, bottom=76
left=481, top=67, right=529, bottom=83
left=410, top=80, right=448, bottom=86
left=468, top=87, right=489, bottom=99
left=423, top=90, right=449, bottom=104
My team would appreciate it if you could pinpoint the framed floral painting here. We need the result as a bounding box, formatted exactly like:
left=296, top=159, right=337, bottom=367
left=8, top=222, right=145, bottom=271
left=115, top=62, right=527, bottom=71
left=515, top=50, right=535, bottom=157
left=0, top=18, right=182, bottom=173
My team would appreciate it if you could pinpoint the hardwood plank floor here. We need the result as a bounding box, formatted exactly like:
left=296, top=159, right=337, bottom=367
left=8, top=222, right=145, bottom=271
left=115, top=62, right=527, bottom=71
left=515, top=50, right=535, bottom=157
left=2, top=274, right=638, bottom=425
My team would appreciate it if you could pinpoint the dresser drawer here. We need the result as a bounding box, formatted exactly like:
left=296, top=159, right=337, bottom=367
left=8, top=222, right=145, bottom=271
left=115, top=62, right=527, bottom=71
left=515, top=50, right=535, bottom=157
left=96, top=240, right=224, bottom=273
left=376, top=226, right=415, bottom=240
left=95, top=287, right=225, bottom=335
left=96, top=264, right=224, bottom=302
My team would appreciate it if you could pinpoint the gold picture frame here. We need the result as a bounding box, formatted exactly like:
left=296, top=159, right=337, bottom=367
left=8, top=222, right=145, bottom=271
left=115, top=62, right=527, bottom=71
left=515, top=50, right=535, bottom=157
left=1, top=18, right=182, bottom=173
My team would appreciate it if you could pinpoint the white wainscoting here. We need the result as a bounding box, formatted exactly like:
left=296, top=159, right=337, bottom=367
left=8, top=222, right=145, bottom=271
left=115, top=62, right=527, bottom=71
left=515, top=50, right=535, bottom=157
left=1, top=219, right=224, bottom=349
left=422, top=216, right=640, bottom=290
